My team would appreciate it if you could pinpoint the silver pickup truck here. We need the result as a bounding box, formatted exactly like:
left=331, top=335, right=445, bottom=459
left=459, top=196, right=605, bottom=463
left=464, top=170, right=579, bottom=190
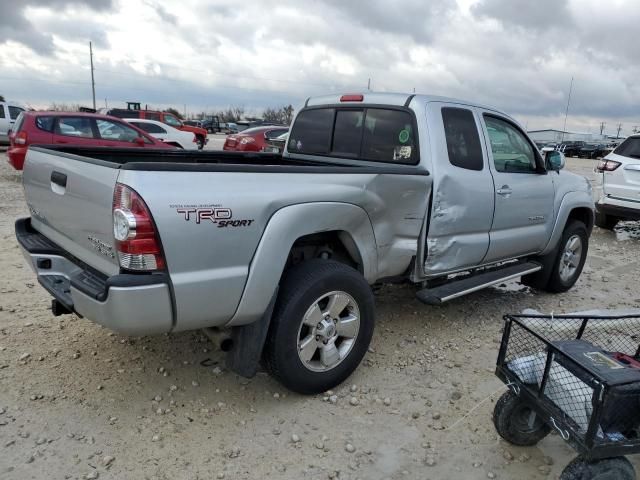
left=16, top=93, right=594, bottom=394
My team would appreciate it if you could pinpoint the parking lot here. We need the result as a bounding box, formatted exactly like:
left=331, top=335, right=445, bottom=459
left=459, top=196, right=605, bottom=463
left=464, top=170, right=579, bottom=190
left=0, top=149, right=639, bottom=480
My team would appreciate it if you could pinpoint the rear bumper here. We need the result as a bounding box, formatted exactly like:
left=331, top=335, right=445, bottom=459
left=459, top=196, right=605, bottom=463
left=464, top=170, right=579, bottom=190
left=596, top=198, right=640, bottom=221
left=16, top=218, right=173, bottom=335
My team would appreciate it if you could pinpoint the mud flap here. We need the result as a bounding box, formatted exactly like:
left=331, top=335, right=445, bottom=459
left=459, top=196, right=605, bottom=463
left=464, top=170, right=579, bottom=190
left=225, top=289, right=278, bottom=378
left=521, top=245, right=559, bottom=290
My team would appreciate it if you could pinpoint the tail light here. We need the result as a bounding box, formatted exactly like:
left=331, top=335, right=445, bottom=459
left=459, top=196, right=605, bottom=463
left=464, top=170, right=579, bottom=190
left=112, top=183, right=165, bottom=271
left=14, top=131, right=28, bottom=145
left=192, top=135, right=197, bottom=143
left=239, top=137, right=255, bottom=145
left=596, top=160, right=621, bottom=172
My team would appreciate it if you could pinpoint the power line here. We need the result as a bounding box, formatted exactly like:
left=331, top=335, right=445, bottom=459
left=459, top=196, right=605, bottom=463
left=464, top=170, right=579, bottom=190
left=89, top=41, right=96, bottom=110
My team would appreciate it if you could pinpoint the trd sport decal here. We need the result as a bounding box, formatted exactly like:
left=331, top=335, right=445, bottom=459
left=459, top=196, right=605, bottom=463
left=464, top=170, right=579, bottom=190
left=171, top=205, right=254, bottom=228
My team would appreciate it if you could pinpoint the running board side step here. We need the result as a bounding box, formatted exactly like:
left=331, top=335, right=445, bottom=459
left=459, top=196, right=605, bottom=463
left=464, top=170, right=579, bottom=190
left=415, top=262, right=542, bottom=305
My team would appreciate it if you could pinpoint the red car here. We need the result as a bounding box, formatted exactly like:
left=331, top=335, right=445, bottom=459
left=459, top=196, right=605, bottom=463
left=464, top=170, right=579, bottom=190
left=7, top=111, right=174, bottom=170
left=223, top=125, right=289, bottom=152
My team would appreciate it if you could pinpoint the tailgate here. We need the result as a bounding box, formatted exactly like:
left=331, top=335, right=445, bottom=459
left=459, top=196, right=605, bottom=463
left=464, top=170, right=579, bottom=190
left=22, top=147, right=120, bottom=275
left=603, top=153, right=640, bottom=202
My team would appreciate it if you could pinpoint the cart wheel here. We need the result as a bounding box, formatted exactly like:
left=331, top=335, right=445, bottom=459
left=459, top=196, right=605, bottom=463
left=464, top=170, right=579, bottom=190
left=493, top=390, right=551, bottom=446
left=560, top=456, right=635, bottom=480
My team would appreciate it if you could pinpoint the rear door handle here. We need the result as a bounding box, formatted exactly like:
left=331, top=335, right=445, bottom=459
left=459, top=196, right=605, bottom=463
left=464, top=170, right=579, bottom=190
left=496, top=185, right=513, bottom=196
left=51, top=171, right=67, bottom=188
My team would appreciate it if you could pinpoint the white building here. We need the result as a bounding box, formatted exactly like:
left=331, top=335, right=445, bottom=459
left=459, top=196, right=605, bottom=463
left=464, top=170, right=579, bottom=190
left=527, top=129, right=607, bottom=144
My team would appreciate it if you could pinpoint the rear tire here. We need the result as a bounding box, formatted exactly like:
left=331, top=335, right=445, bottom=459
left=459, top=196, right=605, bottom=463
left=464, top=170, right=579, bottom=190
left=560, top=456, right=635, bottom=480
left=493, top=391, right=551, bottom=446
left=595, top=211, right=618, bottom=230
left=263, top=259, right=375, bottom=395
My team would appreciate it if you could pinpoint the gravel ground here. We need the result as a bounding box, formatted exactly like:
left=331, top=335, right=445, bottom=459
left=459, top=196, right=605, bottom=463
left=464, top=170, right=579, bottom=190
left=1, top=151, right=639, bottom=480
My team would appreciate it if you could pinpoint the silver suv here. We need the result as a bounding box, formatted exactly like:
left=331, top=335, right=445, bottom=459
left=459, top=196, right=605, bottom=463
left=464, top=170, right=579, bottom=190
left=595, top=134, right=640, bottom=229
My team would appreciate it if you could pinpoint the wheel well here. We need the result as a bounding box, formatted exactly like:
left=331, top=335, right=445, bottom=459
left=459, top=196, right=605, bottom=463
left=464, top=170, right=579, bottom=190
left=286, top=231, right=363, bottom=273
left=568, top=207, right=594, bottom=233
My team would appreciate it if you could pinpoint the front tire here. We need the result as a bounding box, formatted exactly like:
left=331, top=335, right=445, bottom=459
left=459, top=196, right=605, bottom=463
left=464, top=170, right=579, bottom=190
left=263, top=259, right=375, bottom=395
left=561, top=456, right=635, bottom=480
left=196, top=135, right=205, bottom=150
left=493, top=391, right=551, bottom=446
left=544, top=220, right=589, bottom=293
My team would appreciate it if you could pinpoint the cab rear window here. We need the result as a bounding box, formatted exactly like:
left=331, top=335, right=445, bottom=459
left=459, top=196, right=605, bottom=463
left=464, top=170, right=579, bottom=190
left=288, top=107, right=417, bottom=164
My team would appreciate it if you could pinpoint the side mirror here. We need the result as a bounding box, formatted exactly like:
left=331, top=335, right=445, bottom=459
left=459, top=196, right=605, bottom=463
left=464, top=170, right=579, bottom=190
left=546, top=150, right=565, bottom=171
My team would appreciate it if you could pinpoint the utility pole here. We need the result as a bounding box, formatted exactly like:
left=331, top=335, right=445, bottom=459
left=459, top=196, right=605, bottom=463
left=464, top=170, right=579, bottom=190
left=616, top=123, right=623, bottom=138
left=561, top=76, right=573, bottom=144
left=599, top=121, right=606, bottom=135
left=89, top=41, right=96, bottom=111
left=367, top=78, right=371, bottom=91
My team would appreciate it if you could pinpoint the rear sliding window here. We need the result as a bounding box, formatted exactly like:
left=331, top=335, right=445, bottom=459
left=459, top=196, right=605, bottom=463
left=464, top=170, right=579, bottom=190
left=288, top=107, right=416, bottom=163
left=441, top=107, right=483, bottom=171
left=614, top=137, right=640, bottom=159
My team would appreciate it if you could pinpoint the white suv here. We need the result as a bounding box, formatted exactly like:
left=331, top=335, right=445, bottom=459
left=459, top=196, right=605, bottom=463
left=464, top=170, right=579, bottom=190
left=0, top=101, right=26, bottom=144
left=595, top=134, right=640, bottom=229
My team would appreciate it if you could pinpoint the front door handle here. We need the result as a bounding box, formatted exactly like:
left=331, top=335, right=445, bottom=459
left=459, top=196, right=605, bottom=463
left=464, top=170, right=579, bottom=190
left=496, top=185, right=513, bottom=197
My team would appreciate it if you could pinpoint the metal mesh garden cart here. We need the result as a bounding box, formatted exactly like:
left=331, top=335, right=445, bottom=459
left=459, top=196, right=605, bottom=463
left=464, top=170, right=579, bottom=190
left=494, top=313, right=640, bottom=479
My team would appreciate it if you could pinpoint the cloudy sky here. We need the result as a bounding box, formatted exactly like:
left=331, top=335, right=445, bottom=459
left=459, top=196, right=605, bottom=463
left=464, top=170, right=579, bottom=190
left=0, top=0, right=638, bottom=135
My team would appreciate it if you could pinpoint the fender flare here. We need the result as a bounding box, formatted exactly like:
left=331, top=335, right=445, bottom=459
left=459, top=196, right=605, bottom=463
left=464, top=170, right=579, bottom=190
left=540, top=190, right=595, bottom=256
left=226, top=202, right=377, bottom=327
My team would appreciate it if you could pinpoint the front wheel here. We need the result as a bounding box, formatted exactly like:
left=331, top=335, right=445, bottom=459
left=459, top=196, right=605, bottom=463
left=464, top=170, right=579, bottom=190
left=196, top=136, right=205, bottom=150
left=263, top=259, right=375, bottom=394
left=544, top=220, right=589, bottom=293
left=493, top=390, right=551, bottom=446
left=561, top=456, right=635, bottom=480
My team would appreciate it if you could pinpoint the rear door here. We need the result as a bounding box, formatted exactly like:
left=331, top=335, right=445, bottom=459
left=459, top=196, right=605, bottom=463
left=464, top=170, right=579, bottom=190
left=603, top=138, right=640, bottom=203
left=53, top=116, right=101, bottom=146
left=480, top=113, right=555, bottom=262
left=423, top=103, right=494, bottom=274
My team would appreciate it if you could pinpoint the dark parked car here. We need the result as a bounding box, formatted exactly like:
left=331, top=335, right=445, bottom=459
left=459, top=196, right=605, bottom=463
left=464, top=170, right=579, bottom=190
left=578, top=143, right=606, bottom=159
left=200, top=116, right=221, bottom=133
left=559, top=141, right=585, bottom=157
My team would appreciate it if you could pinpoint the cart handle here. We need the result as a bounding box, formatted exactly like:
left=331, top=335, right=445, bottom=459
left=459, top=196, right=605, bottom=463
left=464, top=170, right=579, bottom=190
left=550, top=417, right=570, bottom=441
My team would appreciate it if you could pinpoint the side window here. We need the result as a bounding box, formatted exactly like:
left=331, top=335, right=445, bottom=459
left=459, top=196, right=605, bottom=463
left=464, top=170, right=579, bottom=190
left=57, top=117, right=94, bottom=138
left=133, top=122, right=166, bottom=134
left=288, top=108, right=334, bottom=154
left=361, top=109, right=415, bottom=163
left=442, top=107, right=483, bottom=171
left=145, top=112, right=161, bottom=121
left=9, top=106, right=24, bottom=120
left=484, top=115, right=537, bottom=173
left=0, top=106, right=5, bottom=119
left=36, top=116, right=55, bottom=132
left=331, top=110, right=363, bottom=157
left=96, top=119, right=141, bottom=142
